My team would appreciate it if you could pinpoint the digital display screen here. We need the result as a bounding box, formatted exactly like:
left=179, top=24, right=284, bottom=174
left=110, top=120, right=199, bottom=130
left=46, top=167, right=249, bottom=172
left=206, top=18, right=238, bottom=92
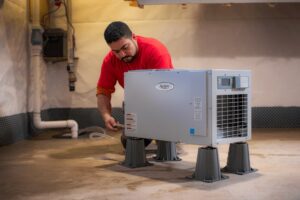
left=221, top=78, right=231, bottom=86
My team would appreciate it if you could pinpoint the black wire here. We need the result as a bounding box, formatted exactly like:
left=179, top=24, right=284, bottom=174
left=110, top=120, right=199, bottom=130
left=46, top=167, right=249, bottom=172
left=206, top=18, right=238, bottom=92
left=42, top=0, right=76, bottom=51
left=62, top=0, right=76, bottom=49
left=62, top=0, right=75, bottom=34
left=42, top=5, right=61, bottom=28
left=42, top=0, right=75, bottom=36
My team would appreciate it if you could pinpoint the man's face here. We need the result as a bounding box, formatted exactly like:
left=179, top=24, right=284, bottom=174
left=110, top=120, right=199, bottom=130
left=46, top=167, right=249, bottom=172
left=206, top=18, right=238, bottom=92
left=109, top=36, right=138, bottom=63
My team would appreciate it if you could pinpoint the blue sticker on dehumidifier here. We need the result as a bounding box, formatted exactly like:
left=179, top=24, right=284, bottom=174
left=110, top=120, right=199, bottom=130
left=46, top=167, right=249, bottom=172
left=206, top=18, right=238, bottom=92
left=189, top=128, right=195, bottom=135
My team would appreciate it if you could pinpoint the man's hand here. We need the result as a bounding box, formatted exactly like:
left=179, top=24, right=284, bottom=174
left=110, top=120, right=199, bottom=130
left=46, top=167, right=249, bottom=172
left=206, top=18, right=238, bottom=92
left=103, top=114, right=118, bottom=131
left=97, top=94, right=119, bottom=131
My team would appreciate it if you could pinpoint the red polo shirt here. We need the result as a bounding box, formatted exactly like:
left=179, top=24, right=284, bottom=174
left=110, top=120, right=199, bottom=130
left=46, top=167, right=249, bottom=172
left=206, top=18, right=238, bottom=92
left=97, top=36, right=173, bottom=97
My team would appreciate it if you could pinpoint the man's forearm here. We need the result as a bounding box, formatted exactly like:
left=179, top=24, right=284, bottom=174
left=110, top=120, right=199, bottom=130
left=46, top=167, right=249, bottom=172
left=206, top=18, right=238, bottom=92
left=97, top=94, right=112, bottom=120
left=97, top=94, right=118, bottom=130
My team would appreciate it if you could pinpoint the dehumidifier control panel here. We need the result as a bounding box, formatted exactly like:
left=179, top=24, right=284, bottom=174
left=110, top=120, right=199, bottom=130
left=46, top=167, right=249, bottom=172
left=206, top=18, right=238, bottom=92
left=217, top=76, right=249, bottom=90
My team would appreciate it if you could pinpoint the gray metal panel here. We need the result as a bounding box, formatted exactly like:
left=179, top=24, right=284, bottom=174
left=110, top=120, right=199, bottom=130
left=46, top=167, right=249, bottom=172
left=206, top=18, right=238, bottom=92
left=125, top=70, right=207, bottom=144
left=125, top=69, right=252, bottom=146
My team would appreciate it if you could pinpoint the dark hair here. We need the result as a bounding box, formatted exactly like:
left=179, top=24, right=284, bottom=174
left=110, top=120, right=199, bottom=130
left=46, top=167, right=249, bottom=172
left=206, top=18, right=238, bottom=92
left=104, top=21, right=133, bottom=44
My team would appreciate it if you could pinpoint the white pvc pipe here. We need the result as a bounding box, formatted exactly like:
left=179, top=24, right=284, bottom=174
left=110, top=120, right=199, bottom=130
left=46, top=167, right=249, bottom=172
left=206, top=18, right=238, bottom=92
left=33, top=113, right=78, bottom=138
left=31, top=0, right=78, bottom=138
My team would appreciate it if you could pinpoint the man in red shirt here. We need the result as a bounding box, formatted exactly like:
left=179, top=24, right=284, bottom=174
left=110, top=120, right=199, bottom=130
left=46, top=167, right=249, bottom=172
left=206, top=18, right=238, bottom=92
left=97, top=21, right=173, bottom=133
left=97, top=21, right=173, bottom=148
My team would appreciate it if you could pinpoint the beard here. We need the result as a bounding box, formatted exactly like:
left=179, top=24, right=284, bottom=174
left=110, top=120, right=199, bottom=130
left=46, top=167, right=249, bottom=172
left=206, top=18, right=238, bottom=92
left=121, top=55, right=134, bottom=63
left=120, top=40, right=138, bottom=63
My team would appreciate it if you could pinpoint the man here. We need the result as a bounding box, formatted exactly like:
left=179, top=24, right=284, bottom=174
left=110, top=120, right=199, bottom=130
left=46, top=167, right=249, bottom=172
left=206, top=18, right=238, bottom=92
left=97, top=21, right=173, bottom=147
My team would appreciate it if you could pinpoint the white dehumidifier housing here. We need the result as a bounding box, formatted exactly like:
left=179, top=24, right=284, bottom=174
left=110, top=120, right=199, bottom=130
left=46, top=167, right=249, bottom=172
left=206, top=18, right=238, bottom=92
left=124, top=69, right=251, bottom=146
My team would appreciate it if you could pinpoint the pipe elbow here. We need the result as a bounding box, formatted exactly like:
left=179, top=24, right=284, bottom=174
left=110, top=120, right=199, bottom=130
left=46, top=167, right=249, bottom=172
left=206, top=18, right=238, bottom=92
left=67, top=120, right=78, bottom=139
left=33, top=113, right=43, bottom=129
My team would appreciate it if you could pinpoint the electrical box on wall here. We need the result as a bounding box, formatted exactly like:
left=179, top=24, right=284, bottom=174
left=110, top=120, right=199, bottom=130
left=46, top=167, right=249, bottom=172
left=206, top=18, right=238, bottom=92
left=42, top=28, right=67, bottom=62
left=124, top=69, right=251, bottom=146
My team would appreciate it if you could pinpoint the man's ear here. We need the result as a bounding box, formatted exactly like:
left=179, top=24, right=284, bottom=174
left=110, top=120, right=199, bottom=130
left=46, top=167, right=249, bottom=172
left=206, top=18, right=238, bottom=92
left=132, top=33, right=136, bottom=39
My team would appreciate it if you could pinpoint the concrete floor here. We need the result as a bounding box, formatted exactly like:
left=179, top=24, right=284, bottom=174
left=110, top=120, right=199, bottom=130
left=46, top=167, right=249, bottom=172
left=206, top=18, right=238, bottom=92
left=0, top=129, right=300, bottom=200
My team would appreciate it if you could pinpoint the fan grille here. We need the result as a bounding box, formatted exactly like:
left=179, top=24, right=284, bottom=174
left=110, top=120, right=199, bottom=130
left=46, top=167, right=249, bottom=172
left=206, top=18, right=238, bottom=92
left=217, top=94, right=248, bottom=139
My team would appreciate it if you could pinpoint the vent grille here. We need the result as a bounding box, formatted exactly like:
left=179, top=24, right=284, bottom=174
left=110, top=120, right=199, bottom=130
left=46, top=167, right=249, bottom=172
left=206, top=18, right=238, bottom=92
left=217, top=94, right=248, bottom=139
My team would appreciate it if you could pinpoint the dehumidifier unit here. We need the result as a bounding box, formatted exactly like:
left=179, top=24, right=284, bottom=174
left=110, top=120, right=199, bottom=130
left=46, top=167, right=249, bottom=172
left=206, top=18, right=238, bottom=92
left=124, top=69, right=251, bottom=146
